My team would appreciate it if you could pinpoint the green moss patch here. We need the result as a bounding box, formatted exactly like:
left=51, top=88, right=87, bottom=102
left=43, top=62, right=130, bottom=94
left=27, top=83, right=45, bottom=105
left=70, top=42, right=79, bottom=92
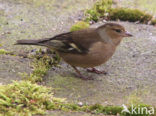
left=0, top=81, right=64, bottom=115
left=151, top=19, right=156, bottom=25
left=0, top=49, right=11, bottom=55
left=20, top=49, right=60, bottom=83
left=70, top=21, right=90, bottom=31
left=85, top=0, right=112, bottom=22
left=88, top=104, right=122, bottom=115
left=109, top=8, right=152, bottom=23
left=85, top=0, right=156, bottom=25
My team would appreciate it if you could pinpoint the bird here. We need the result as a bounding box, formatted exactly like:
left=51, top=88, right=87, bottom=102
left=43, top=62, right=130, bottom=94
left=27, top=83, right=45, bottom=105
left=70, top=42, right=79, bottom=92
left=15, top=23, right=132, bottom=79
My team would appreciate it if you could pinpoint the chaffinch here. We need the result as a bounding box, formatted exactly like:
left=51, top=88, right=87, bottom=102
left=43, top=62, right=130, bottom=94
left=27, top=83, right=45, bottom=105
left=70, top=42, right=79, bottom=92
left=16, top=23, right=133, bottom=79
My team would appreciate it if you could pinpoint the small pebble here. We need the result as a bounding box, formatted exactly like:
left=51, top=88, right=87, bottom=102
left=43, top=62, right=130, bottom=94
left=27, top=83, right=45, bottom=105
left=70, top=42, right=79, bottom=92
left=78, top=102, right=83, bottom=106
left=132, top=54, right=136, bottom=57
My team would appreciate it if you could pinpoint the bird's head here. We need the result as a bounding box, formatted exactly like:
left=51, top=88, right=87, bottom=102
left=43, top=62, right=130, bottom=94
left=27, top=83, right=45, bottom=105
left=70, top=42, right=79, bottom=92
left=97, top=23, right=133, bottom=46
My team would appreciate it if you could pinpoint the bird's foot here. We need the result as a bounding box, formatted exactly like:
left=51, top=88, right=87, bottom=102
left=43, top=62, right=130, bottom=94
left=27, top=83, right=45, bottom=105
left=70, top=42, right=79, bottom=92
left=72, top=66, right=93, bottom=80
left=87, top=68, right=107, bottom=75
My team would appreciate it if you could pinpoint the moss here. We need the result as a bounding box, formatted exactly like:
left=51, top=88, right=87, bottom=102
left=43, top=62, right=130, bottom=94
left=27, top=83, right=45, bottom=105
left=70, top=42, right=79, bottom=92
left=0, top=49, right=10, bottom=55
left=85, top=9, right=100, bottom=22
left=85, top=0, right=156, bottom=25
left=70, top=21, right=90, bottom=31
left=60, top=103, right=155, bottom=116
left=0, top=81, right=65, bottom=116
left=85, top=0, right=112, bottom=22
left=0, top=81, right=154, bottom=115
left=20, top=49, right=61, bottom=83
left=151, top=19, right=156, bottom=25
left=53, top=103, right=122, bottom=115
left=0, top=49, right=16, bottom=56
left=102, top=106, right=122, bottom=115
left=109, top=8, right=152, bottom=23
left=88, top=104, right=122, bottom=115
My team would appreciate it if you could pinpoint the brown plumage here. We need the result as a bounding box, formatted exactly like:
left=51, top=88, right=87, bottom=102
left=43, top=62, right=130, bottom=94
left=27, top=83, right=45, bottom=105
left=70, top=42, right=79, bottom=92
left=16, top=23, right=132, bottom=79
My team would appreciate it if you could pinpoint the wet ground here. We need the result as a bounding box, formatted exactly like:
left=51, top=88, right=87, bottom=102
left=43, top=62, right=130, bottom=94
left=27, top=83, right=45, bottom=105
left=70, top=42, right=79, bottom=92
left=0, top=0, right=156, bottom=115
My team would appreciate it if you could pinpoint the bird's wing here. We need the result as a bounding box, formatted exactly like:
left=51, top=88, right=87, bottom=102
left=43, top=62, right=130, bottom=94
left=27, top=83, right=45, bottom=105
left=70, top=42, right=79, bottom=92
left=72, top=28, right=102, bottom=49
left=38, top=28, right=102, bottom=54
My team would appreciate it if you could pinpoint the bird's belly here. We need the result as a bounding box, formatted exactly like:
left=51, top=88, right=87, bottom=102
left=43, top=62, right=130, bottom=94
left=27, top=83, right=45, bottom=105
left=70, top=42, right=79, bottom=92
left=59, top=49, right=115, bottom=68
left=58, top=42, right=116, bottom=68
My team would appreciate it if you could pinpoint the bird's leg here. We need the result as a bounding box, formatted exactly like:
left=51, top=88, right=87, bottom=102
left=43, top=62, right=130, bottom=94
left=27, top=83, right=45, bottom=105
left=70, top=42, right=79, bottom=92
left=87, top=67, right=107, bottom=75
left=71, top=66, right=91, bottom=80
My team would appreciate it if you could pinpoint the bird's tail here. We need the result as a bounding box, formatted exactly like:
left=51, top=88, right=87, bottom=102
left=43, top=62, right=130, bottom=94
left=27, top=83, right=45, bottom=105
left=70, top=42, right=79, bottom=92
left=15, top=39, right=40, bottom=45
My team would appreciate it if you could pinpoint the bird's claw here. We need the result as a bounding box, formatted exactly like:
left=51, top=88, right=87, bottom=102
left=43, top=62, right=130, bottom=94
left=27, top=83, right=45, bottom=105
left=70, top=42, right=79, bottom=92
left=87, top=68, right=107, bottom=75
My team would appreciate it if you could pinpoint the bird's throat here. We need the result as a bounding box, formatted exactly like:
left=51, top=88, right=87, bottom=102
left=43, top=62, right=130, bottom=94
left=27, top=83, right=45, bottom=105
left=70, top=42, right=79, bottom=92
left=97, top=29, right=114, bottom=44
left=97, top=29, right=122, bottom=46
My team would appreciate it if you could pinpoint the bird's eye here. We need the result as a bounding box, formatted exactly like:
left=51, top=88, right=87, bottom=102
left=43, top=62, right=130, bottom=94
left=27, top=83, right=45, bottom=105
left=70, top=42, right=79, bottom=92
left=114, top=29, right=122, bottom=33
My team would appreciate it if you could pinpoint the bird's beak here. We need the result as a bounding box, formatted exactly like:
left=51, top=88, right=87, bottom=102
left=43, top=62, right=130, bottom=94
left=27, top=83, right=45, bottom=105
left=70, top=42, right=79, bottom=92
left=123, top=31, right=133, bottom=37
